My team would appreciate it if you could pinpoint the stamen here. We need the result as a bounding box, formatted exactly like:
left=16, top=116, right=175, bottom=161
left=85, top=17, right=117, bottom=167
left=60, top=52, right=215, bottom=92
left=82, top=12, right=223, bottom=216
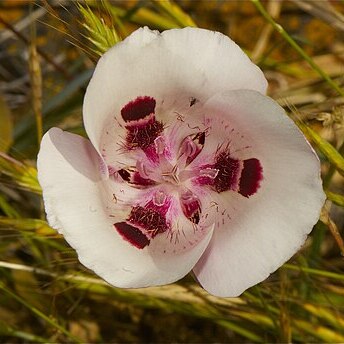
left=154, top=135, right=166, bottom=155
left=200, top=167, right=219, bottom=179
left=179, top=167, right=218, bottom=183
left=114, top=202, right=170, bottom=249
left=136, top=160, right=152, bottom=179
left=129, top=205, right=169, bottom=238
left=153, top=190, right=167, bottom=206
left=213, top=151, right=242, bottom=193
left=181, top=137, right=198, bottom=157
left=180, top=189, right=202, bottom=224
left=154, top=135, right=174, bottom=177
left=179, top=132, right=205, bottom=166
left=125, top=117, right=164, bottom=150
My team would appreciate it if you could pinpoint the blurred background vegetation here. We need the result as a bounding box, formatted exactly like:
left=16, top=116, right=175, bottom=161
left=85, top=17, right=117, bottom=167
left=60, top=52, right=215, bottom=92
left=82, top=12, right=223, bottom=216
left=0, top=0, right=344, bottom=342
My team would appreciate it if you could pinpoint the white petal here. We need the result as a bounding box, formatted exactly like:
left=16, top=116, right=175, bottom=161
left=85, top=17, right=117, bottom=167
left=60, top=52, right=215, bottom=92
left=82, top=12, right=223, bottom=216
left=37, top=128, right=213, bottom=288
left=193, top=90, right=325, bottom=297
left=161, top=27, right=267, bottom=95
left=83, top=27, right=267, bottom=159
left=84, top=28, right=205, bottom=157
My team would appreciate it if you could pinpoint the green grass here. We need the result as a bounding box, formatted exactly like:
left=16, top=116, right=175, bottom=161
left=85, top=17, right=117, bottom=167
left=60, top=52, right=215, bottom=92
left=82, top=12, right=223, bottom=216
left=0, top=1, right=343, bottom=342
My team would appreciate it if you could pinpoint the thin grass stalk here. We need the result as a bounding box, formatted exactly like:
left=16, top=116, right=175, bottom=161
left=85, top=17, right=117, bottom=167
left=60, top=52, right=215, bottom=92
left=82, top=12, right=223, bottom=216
left=0, top=16, right=70, bottom=80
left=28, top=24, right=43, bottom=145
left=0, top=261, right=262, bottom=341
left=279, top=270, right=292, bottom=342
left=0, top=217, right=55, bottom=235
left=78, top=4, right=121, bottom=56
left=294, top=121, right=344, bottom=176
left=0, top=93, right=13, bottom=152
left=323, top=141, right=344, bottom=188
left=308, top=221, right=327, bottom=267
left=0, top=152, right=41, bottom=191
left=292, top=318, right=344, bottom=342
left=325, top=190, right=344, bottom=207
left=0, top=194, right=19, bottom=218
left=283, top=264, right=344, bottom=281
left=152, top=0, right=197, bottom=27
left=214, top=319, right=262, bottom=342
left=243, top=291, right=344, bottom=342
left=251, top=0, right=344, bottom=97
left=320, top=207, right=344, bottom=256
left=101, top=0, right=128, bottom=37
left=302, top=303, right=344, bottom=331
left=104, top=3, right=179, bottom=30
left=0, top=281, right=82, bottom=343
left=0, top=321, right=48, bottom=343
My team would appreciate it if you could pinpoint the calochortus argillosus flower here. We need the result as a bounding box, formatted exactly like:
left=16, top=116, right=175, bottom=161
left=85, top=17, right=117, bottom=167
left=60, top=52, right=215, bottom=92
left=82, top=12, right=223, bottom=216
left=37, top=27, right=325, bottom=297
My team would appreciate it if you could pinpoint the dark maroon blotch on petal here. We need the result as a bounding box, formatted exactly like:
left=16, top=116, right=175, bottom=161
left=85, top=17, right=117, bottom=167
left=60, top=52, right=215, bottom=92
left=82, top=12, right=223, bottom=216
left=114, top=204, right=170, bottom=249
left=239, top=158, right=263, bottom=197
left=132, top=172, right=157, bottom=186
left=118, top=169, right=130, bottom=182
left=121, top=96, right=156, bottom=122
left=117, top=168, right=156, bottom=187
left=197, top=131, right=205, bottom=145
left=214, top=152, right=241, bottom=193
left=114, top=222, right=150, bottom=249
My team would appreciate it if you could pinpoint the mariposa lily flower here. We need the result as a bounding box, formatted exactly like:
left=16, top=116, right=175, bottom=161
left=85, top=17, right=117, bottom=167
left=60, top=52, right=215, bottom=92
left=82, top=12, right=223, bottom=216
left=37, top=27, right=325, bottom=297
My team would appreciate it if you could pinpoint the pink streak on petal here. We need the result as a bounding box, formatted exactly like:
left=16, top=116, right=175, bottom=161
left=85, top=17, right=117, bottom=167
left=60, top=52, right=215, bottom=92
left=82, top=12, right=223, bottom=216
left=145, top=196, right=171, bottom=217
left=239, top=158, right=263, bottom=197
left=143, top=145, right=159, bottom=163
left=121, top=96, right=156, bottom=122
left=132, top=172, right=157, bottom=186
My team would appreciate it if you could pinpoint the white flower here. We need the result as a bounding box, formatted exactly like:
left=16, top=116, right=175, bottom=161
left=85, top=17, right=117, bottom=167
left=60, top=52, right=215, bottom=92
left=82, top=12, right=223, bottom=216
left=37, top=27, right=325, bottom=297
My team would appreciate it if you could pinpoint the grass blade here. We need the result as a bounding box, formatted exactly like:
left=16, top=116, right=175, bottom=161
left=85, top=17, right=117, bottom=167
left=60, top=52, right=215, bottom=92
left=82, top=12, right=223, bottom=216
left=78, top=4, right=121, bottom=56
left=0, top=93, right=13, bottom=153
left=326, top=190, right=344, bottom=207
left=0, top=281, right=82, bottom=343
left=296, top=122, right=344, bottom=176
left=0, top=153, right=41, bottom=194
left=251, top=0, right=344, bottom=97
left=0, top=321, right=48, bottom=343
left=153, top=0, right=197, bottom=27
left=0, top=216, right=55, bottom=235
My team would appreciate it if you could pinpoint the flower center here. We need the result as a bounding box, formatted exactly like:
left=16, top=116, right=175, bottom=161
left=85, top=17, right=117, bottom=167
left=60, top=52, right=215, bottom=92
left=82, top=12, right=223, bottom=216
left=107, top=96, right=263, bottom=249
